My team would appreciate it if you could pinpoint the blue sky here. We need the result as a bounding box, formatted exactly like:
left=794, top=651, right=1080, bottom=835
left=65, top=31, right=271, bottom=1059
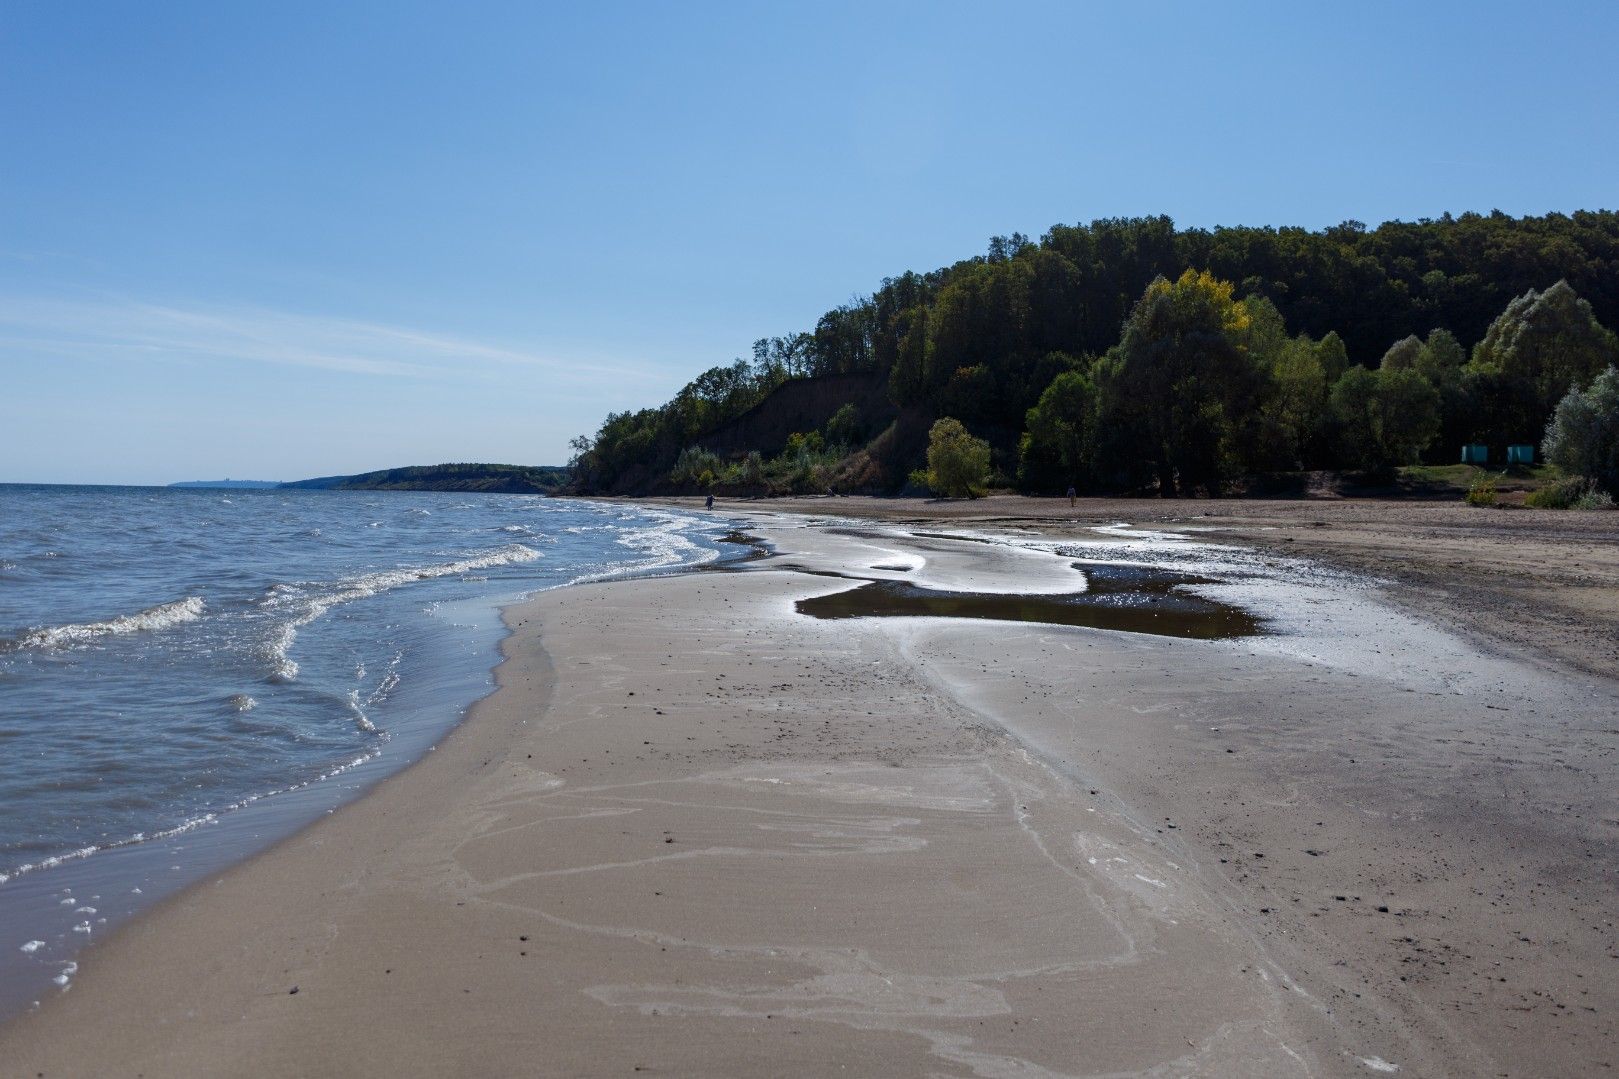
left=2, top=1, right=1615, bottom=484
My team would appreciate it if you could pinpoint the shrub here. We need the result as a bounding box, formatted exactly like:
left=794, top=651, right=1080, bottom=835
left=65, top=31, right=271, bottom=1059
left=762, top=433, right=845, bottom=494
left=1526, top=478, right=1585, bottom=509
left=670, top=446, right=722, bottom=484
left=922, top=418, right=991, bottom=498
left=1542, top=365, right=1619, bottom=496
left=783, top=431, right=825, bottom=456
left=1575, top=488, right=1615, bottom=510
left=1463, top=472, right=1498, bottom=507
left=824, top=403, right=864, bottom=447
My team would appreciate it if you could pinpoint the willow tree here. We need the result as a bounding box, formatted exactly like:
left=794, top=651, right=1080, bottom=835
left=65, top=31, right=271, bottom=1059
left=1543, top=367, right=1619, bottom=496
left=1470, top=281, right=1619, bottom=419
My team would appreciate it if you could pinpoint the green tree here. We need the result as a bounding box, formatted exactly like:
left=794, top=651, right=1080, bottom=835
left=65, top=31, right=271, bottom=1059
left=1314, top=331, right=1351, bottom=384
left=1380, top=335, right=1424, bottom=371
left=1404, top=328, right=1471, bottom=459
left=1415, top=328, right=1466, bottom=382
left=924, top=417, right=991, bottom=498
left=1260, top=335, right=1328, bottom=467
left=1242, top=295, right=1291, bottom=367
left=1470, top=280, right=1619, bottom=417
left=824, top=403, right=864, bottom=447
left=1095, top=270, right=1263, bottom=495
left=1329, top=366, right=1441, bottom=471
left=1019, top=369, right=1098, bottom=488
left=1542, top=366, right=1619, bottom=495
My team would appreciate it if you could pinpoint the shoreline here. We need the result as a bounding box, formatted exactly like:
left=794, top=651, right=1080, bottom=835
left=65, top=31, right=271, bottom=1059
left=0, top=502, right=744, bottom=1022
left=3, top=510, right=1614, bottom=1075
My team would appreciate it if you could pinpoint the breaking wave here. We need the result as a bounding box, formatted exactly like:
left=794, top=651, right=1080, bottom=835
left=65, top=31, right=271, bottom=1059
left=262, top=544, right=541, bottom=682
left=4, top=596, right=206, bottom=651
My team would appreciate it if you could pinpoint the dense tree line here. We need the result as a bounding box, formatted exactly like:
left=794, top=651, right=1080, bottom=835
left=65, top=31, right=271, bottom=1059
left=570, top=210, right=1619, bottom=496
left=282, top=463, right=570, bottom=493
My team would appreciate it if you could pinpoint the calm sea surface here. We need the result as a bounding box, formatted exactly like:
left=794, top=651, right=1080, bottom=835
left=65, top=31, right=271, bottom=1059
left=0, top=485, right=734, bottom=1018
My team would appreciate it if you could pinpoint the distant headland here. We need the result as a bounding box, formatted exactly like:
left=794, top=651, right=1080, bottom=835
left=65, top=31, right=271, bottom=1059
left=172, top=463, right=569, bottom=494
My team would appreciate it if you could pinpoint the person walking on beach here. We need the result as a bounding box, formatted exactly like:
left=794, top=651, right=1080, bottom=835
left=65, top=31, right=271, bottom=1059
left=1066, top=485, right=1076, bottom=508
left=705, top=494, right=714, bottom=510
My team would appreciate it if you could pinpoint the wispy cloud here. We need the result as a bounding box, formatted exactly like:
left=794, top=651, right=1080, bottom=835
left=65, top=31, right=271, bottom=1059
left=0, top=294, right=656, bottom=384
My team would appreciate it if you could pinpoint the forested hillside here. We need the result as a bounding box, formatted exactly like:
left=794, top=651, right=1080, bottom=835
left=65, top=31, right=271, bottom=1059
left=569, top=211, right=1619, bottom=496
left=281, top=463, right=569, bottom=493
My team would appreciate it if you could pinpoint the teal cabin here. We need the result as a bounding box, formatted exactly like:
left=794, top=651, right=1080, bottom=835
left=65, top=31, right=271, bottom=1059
left=1507, top=444, right=1535, bottom=465
left=1461, top=444, right=1489, bottom=465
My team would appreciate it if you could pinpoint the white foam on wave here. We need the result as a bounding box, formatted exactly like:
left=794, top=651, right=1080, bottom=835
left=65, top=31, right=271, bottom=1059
left=564, top=511, right=719, bottom=588
left=345, top=689, right=377, bottom=732
left=19, top=940, right=44, bottom=954
left=365, top=650, right=404, bottom=708
left=260, top=544, right=542, bottom=683
left=7, top=596, right=206, bottom=651
left=266, top=622, right=300, bottom=682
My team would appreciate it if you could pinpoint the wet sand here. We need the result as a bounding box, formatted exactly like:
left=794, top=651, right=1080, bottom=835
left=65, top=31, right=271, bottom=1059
left=723, top=494, right=1619, bottom=679
left=2, top=508, right=1615, bottom=1076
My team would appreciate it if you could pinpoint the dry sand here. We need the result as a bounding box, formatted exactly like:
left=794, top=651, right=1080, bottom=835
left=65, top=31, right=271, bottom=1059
left=3, top=500, right=1615, bottom=1077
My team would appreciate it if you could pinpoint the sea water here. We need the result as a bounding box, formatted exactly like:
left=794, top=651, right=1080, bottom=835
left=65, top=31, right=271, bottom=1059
left=0, top=485, right=735, bottom=1018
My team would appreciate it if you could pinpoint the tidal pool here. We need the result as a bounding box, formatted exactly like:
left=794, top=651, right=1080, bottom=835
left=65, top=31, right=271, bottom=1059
left=796, top=563, right=1259, bottom=640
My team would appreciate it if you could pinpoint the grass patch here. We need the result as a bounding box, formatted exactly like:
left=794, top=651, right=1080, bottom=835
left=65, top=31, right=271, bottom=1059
left=1400, top=462, right=1561, bottom=495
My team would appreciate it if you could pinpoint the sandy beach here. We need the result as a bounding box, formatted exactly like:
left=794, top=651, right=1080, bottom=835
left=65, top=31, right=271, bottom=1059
left=3, top=499, right=1615, bottom=1077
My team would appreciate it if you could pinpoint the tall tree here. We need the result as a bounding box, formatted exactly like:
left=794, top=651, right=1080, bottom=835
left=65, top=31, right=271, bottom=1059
left=1096, top=271, right=1263, bottom=495
left=1469, top=280, right=1619, bottom=418
left=1019, top=369, right=1099, bottom=489
left=1314, top=331, right=1351, bottom=383
left=1329, top=366, right=1441, bottom=471
left=1259, top=335, right=1328, bottom=468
